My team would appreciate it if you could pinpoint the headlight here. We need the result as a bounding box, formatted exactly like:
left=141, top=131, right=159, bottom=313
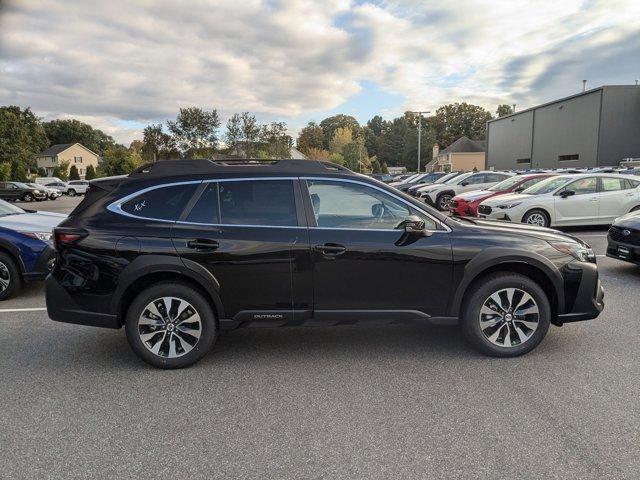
left=20, top=231, right=53, bottom=242
left=497, top=202, right=521, bottom=209
left=549, top=241, right=595, bottom=262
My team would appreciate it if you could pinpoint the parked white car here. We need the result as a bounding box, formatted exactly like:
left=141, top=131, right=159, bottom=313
left=477, top=173, right=640, bottom=227
left=27, top=183, right=60, bottom=200
left=66, top=180, right=89, bottom=196
left=41, top=181, right=70, bottom=195
left=419, top=171, right=514, bottom=210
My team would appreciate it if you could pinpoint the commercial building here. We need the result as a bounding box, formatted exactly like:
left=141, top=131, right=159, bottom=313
left=36, top=143, right=99, bottom=179
left=486, top=85, right=640, bottom=170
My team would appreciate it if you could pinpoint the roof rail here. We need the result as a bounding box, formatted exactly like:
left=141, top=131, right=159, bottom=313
left=129, top=158, right=353, bottom=178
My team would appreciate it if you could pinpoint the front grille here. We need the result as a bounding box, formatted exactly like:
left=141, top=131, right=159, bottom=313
left=609, top=226, right=640, bottom=246
left=478, top=205, right=492, bottom=215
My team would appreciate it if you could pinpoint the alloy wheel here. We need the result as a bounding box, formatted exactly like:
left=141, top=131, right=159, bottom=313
left=478, top=287, right=539, bottom=347
left=525, top=213, right=546, bottom=226
left=438, top=194, right=452, bottom=210
left=138, top=297, right=202, bottom=358
left=0, top=261, right=10, bottom=292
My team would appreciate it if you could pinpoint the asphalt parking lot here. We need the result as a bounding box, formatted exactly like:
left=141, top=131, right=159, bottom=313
left=2, top=197, right=639, bottom=479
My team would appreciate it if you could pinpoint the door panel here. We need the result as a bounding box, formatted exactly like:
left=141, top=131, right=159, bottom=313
left=554, top=177, right=598, bottom=226
left=304, top=178, right=453, bottom=318
left=597, top=177, right=638, bottom=224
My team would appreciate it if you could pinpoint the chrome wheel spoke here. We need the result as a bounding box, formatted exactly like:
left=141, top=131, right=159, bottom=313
left=138, top=297, right=202, bottom=359
left=487, top=323, right=506, bottom=344
left=513, top=324, right=529, bottom=344
left=514, top=319, right=538, bottom=330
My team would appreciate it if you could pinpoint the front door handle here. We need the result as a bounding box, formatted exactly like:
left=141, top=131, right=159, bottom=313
left=187, top=239, right=220, bottom=251
left=314, top=243, right=347, bottom=256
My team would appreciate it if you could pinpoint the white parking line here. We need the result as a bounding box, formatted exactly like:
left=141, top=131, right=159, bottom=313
left=0, top=307, right=47, bottom=313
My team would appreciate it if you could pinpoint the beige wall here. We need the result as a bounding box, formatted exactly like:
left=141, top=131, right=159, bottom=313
left=36, top=144, right=99, bottom=179
left=451, top=152, right=486, bottom=171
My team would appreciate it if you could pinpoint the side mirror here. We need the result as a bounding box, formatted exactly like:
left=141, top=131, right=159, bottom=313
left=514, top=187, right=524, bottom=193
left=461, top=181, right=469, bottom=186
left=560, top=190, right=575, bottom=198
left=396, top=215, right=426, bottom=234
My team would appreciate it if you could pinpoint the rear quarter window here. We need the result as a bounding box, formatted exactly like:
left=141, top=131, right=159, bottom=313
left=120, top=183, right=198, bottom=221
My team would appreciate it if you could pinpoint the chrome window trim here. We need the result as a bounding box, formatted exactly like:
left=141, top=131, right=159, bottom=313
left=107, top=176, right=450, bottom=232
left=302, top=176, right=450, bottom=233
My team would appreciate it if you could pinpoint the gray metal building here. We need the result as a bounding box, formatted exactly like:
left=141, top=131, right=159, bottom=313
left=486, top=85, right=640, bottom=170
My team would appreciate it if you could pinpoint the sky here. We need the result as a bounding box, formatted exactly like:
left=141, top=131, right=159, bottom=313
left=1, top=0, right=639, bottom=145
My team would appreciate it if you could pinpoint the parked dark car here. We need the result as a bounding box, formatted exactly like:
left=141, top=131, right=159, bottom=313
left=0, top=181, right=47, bottom=202
left=395, top=172, right=447, bottom=193
left=47, top=159, right=604, bottom=368
left=606, top=210, right=640, bottom=264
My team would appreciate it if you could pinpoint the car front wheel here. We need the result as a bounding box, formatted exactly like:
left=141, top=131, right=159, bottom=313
left=460, top=273, right=550, bottom=357
left=67, top=189, right=76, bottom=196
left=125, top=282, right=217, bottom=368
left=22, top=193, right=34, bottom=202
left=0, top=252, right=22, bottom=301
left=436, top=193, right=453, bottom=211
left=522, top=209, right=550, bottom=227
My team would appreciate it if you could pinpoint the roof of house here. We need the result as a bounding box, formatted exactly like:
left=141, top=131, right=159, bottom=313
left=37, top=142, right=99, bottom=158
left=442, top=136, right=486, bottom=154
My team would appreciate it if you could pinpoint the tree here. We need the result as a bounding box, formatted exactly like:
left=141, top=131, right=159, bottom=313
left=258, top=122, right=292, bottom=158
left=0, top=163, right=10, bottom=181
left=53, top=160, right=70, bottom=181
left=141, top=124, right=177, bottom=162
left=329, top=152, right=345, bottom=165
left=496, top=104, right=514, bottom=117
left=296, top=121, right=324, bottom=155
left=370, top=156, right=381, bottom=173
left=304, top=147, right=331, bottom=161
left=43, top=119, right=115, bottom=156
left=0, top=106, right=48, bottom=168
left=11, top=160, right=28, bottom=182
left=329, top=127, right=353, bottom=154
left=167, top=107, right=220, bottom=158
left=69, top=165, right=80, bottom=180
left=380, top=161, right=389, bottom=174
left=319, top=115, right=360, bottom=148
left=99, top=145, right=141, bottom=176
left=432, top=103, right=493, bottom=148
left=224, top=112, right=261, bottom=157
left=37, top=167, right=46, bottom=177
left=85, top=164, right=96, bottom=180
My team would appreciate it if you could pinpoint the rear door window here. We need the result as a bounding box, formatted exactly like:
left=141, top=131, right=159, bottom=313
left=120, top=183, right=198, bottom=221
left=185, top=183, right=220, bottom=224
left=218, top=180, right=297, bottom=226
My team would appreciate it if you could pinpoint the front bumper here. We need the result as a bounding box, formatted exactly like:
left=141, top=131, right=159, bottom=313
left=450, top=200, right=477, bottom=217
left=556, top=261, right=604, bottom=324
left=46, top=275, right=119, bottom=329
left=22, top=244, right=55, bottom=281
left=606, top=234, right=640, bottom=265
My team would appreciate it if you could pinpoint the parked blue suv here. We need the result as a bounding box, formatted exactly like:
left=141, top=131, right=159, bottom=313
left=0, top=200, right=66, bottom=300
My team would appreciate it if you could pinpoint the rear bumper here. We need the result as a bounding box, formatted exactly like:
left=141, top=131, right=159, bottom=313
left=557, top=262, right=604, bottom=324
left=46, top=275, right=119, bottom=329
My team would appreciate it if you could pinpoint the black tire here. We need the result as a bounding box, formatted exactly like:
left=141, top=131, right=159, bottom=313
left=631, top=205, right=640, bottom=212
left=68, top=189, right=76, bottom=197
left=0, top=251, right=22, bottom=301
left=522, top=209, right=550, bottom=227
left=460, top=273, right=551, bottom=357
left=125, top=282, right=217, bottom=368
left=22, top=193, right=34, bottom=202
left=436, top=192, right=453, bottom=211
left=49, top=194, right=57, bottom=201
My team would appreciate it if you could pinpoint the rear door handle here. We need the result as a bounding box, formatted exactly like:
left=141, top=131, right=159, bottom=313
left=187, top=239, right=219, bottom=251
left=314, top=243, right=346, bottom=256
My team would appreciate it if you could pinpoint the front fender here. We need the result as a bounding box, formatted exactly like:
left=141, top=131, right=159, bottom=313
left=448, top=247, right=565, bottom=317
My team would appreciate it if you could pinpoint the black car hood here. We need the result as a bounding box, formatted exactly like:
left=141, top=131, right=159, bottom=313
left=451, top=217, right=588, bottom=246
left=612, top=211, right=640, bottom=229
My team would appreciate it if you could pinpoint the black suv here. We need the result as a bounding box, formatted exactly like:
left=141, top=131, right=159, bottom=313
left=47, top=160, right=604, bottom=368
left=0, top=182, right=47, bottom=202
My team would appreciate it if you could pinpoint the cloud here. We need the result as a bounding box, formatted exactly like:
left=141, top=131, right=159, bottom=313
left=1, top=0, right=638, bottom=143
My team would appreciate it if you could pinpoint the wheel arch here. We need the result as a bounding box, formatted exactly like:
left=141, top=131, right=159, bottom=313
left=0, top=237, right=25, bottom=273
left=449, top=249, right=564, bottom=324
left=521, top=206, right=552, bottom=225
left=111, top=255, right=224, bottom=327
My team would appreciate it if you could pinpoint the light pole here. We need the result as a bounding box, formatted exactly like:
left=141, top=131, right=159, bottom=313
left=410, top=111, right=430, bottom=172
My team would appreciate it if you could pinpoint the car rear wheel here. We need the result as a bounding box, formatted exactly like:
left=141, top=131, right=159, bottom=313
left=460, top=273, right=550, bottom=357
left=68, top=189, right=76, bottom=196
left=125, top=282, right=217, bottom=368
left=22, top=193, right=34, bottom=202
left=0, top=251, right=22, bottom=301
left=436, top=193, right=453, bottom=211
left=522, top=209, right=550, bottom=227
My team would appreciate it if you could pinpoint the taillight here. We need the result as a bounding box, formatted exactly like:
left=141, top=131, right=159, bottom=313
left=53, top=228, right=87, bottom=250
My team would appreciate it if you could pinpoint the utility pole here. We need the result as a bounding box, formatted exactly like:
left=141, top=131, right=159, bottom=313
left=410, top=111, right=430, bottom=172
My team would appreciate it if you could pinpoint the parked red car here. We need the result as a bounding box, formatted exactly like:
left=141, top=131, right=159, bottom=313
left=449, top=173, right=556, bottom=217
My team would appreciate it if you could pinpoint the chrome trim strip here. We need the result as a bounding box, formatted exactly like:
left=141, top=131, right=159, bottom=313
left=106, top=176, right=451, bottom=232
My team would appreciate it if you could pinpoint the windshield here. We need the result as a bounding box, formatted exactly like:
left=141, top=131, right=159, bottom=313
left=488, top=175, right=528, bottom=192
left=27, top=183, right=41, bottom=188
left=0, top=199, right=25, bottom=216
left=522, top=176, right=571, bottom=195
left=14, top=182, right=31, bottom=189
left=402, top=174, right=420, bottom=183
left=434, top=172, right=459, bottom=184
left=448, top=172, right=473, bottom=185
